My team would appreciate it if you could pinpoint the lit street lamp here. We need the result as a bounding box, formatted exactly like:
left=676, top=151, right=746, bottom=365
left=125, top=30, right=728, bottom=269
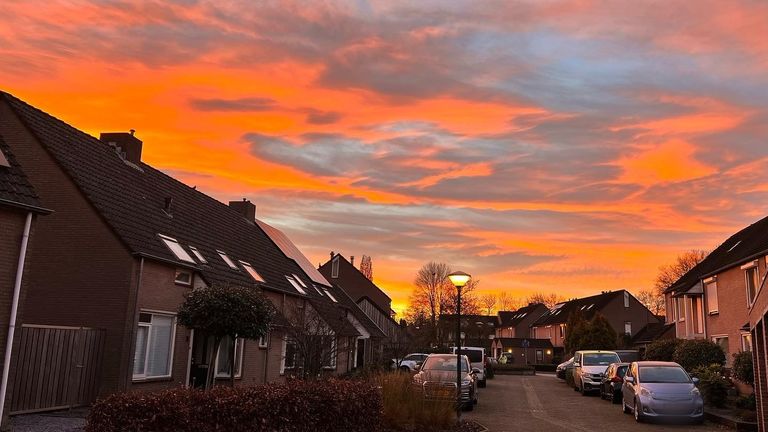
left=447, top=271, right=471, bottom=419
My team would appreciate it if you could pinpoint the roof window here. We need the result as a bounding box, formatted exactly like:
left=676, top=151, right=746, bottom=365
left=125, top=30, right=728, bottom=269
left=188, top=246, right=207, bottom=263
left=240, top=261, right=265, bottom=282
left=217, top=250, right=238, bottom=269
left=312, top=284, right=324, bottom=296
left=292, top=274, right=308, bottom=288
left=727, top=240, right=742, bottom=253
left=0, top=149, right=9, bottom=168
left=286, top=276, right=307, bottom=295
left=159, top=234, right=196, bottom=263
left=324, top=289, right=338, bottom=302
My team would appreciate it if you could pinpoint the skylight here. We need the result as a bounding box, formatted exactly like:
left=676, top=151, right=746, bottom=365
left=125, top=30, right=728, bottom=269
left=240, top=261, right=264, bottom=282
left=727, top=240, right=742, bottom=253
left=217, top=250, right=238, bottom=269
left=312, top=284, right=324, bottom=296
left=159, top=234, right=196, bottom=263
left=286, top=276, right=307, bottom=295
left=188, top=246, right=207, bottom=263
left=324, top=289, right=338, bottom=303
left=0, top=149, right=9, bottom=168
left=292, top=274, right=308, bottom=288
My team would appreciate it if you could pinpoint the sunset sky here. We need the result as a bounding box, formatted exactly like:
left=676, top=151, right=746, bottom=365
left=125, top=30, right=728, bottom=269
left=2, top=0, right=768, bottom=315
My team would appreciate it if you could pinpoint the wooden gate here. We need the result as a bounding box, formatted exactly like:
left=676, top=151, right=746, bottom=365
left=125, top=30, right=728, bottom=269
left=9, top=325, right=105, bottom=415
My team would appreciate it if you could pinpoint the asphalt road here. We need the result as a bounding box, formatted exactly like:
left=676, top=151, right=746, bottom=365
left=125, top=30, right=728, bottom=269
left=465, top=373, right=725, bottom=432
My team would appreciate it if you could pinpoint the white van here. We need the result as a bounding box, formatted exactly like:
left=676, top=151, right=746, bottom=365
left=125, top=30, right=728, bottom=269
left=451, top=346, right=487, bottom=388
left=572, top=350, right=620, bottom=395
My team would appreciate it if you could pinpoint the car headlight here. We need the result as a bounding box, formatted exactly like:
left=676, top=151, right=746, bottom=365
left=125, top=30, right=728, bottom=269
left=461, top=379, right=472, bottom=386
left=412, top=375, right=423, bottom=384
left=691, top=388, right=701, bottom=396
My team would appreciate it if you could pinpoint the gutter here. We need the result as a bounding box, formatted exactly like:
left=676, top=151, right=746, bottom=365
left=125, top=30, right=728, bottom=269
left=0, top=212, right=32, bottom=419
left=668, top=248, right=768, bottom=295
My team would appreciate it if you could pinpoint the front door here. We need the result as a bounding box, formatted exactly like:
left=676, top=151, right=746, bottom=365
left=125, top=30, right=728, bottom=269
left=190, top=332, right=215, bottom=388
left=356, top=338, right=366, bottom=368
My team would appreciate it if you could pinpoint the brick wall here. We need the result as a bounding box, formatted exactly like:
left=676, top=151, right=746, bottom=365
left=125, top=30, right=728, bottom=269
left=706, top=264, right=755, bottom=366
left=0, top=99, right=136, bottom=397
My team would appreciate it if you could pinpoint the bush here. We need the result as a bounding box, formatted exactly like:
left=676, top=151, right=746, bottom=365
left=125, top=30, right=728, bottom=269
left=376, top=372, right=455, bottom=431
left=643, top=338, right=683, bottom=361
left=673, top=339, right=726, bottom=371
left=732, top=351, right=754, bottom=386
left=692, top=364, right=730, bottom=408
left=86, top=379, right=382, bottom=432
left=736, top=393, right=756, bottom=411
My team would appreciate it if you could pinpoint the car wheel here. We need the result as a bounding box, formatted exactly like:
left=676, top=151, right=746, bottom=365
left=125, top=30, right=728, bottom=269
left=634, top=400, right=643, bottom=423
left=622, top=399, right=631, bottom=414
left=580, top=384, right=587, bottom=396
left=478, top=379, right=486, bottom=388
left=464, top=401, right=474, bottom=411
left=612, top=393, right=621, bottom=404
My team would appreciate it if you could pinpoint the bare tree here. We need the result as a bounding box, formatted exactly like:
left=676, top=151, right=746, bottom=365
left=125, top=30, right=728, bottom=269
left=497, top=291, right=521, bottom=311
left=360, top=255, right=373, bottom=280
left=443, top=278, right=480, bottom=316
left=654, top=249, right=709, bottom=293
left=480, top=293, right=497, bottom=315
left=410, top=262, right=453, bottom=332
left=282, top=303, right=340, bottom=380
left=637, top=289, right=665, bottom=316
left=525, top=292, right=564, bottom=309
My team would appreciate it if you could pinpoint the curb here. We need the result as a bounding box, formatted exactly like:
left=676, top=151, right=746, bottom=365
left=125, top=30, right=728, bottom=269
left=704, top=410, right=758, bottom=431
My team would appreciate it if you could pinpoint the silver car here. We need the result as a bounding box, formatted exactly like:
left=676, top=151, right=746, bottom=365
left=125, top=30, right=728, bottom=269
left=412, top=354, right=479, bottom=411
left=622, top=361, right=704, bottom=424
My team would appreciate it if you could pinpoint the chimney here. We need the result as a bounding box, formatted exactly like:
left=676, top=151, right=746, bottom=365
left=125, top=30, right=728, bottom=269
left=163, top=197, right=173, bottom=216
left=350, top=256, right=355, bottom=267
left=229, top=198, right=256, bottom=222
left=100, top=131, right=143, bottom=164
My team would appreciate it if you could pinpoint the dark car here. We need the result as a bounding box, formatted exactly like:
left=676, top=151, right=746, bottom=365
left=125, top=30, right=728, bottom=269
left=556, top=357, right=573, bottom=379
left=412, top=354, right=480, bottom=411
left=614, top=350, right=640, bottom=363
left=600, top=362, right=629, bottom=403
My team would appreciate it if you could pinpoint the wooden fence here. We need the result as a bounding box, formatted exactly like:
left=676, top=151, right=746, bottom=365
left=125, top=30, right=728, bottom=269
left=9, top=325, right=105, bottom=415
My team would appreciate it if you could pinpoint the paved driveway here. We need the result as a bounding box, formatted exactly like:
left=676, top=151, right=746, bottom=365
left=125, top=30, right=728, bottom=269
left=465, top=374, right=725, bottom=432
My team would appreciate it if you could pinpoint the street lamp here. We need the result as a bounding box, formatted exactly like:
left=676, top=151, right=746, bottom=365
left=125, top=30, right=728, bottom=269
left=447, top=271, right=471, bottom=419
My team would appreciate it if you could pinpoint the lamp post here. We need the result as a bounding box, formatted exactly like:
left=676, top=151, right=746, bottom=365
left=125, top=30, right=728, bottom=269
left=447, top=271, right=471, bottom=420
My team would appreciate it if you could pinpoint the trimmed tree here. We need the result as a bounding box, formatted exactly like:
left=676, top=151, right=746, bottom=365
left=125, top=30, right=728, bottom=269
left=565, top=312, right=617, bottom=354
left=732, top=351, right=754, bottom=386
left=177, top=284, right=275, bottom=388
left=644, top=338, right=683, bottom=361
left=672, top=339, right=725, bottom=372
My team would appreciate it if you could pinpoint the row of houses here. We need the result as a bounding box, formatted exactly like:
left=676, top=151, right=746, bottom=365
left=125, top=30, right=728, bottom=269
left=0, top=91, right=404, bottom=422
left=662, top=216, right=768, bottom=430
left=439, top=289, right=666, bottom=366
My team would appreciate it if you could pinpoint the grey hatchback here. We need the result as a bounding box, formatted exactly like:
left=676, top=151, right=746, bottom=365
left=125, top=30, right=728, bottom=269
left=621, top=361, right=703, bottom=424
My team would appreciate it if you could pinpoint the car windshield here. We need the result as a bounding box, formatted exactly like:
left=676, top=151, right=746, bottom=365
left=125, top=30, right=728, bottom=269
left=640, top=366, right=691, bottom=383
left=423, top=357, right=469, bottom=371
left=617, top=351, right=639, bottom=362
left=616, top=365, right=628, bottom=377
left=457, top=349, right=483, bottom=362
left=583, top=353, right=620, bottom=366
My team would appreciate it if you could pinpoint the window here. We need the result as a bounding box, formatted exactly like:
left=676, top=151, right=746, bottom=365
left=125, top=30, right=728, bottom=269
left=705, top=280, right=718, bottom=314
left=259, top=332, right=269, bottom=348
left=0, top=149, right=9, bottom=168
left=215, top=336, right=243, bottom=378
left=536, top=349, right=543, bottom=362
left=324, top=289, right=338, bottom=303
left=692, top=296, right=704, bottom=334
left=217, top=250, right=238, bottom=269
left=677, top=297, right=685, bottom=321
left=292, top=274, right=307, bottom=288
left=322, top=336, right=337, bottom=368
left=240, top=261, right=265, bottom=282
left=624, top=321, right=632, bottom=335
left=283, top=339, right=298, bottom=370
left=741, top=333, right=752, bottom=351
left=624, top=291, right=630, bottom=308
left=133, top=312, right=175, bottom=379
left=559, top=324, right=565, bottom=338
left=712, top=336, right=729, bottom=356
left=286, top=276, right=307, bottom=295
left=668, top=296, right=676, bottom=322
left=745, top=266, right=760, bottom=306
left=188, top=246, right=207, bottom=263
left=312, top=284, right=324, bottom=296
left=159, top=234, right=196, bottom=263
left=174, top=269, right=192, bottom=285
left=331, top=256, right=339, bottom=278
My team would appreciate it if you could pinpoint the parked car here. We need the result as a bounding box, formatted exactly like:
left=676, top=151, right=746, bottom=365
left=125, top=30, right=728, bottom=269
left=621, top=361, right=704, bottom=424
left=614, top=350, right=640, bottom=363
left=600, top=362, right=629, bottom=403
left=573, top=350, right=620, bottom=395
left=452, top=346, right=487, bottom=388
left=556, top=357, right=573, bottom=379
left=392, top=353, right=429, bottom=372
left=412, top=354, right=479, bottom=411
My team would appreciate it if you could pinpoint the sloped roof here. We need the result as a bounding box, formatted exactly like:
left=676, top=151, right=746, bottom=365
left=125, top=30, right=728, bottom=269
left=0, top=134, right=48, bottom=213
left=257, top=219, right=331, bottom=286
left=319, top=253, right=392, bottom=313
left=498, top=303, right=546, bottom=327
left=494, top=337, right=553, bottom=349
left=631, top=322, right=675, bottom=344
left=665, top=217, right=768, bottom=294
left=532, top=290, right=626, bottom=326
left=0, top=91, right=358, bottom=337
left=440, top=314, right=498, bottom=328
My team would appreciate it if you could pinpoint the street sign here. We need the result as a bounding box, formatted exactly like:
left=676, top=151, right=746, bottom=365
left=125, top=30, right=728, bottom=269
left=521, top=339, right=530, bottom=348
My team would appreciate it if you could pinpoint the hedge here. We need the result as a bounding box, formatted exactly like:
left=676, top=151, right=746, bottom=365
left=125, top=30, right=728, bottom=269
left=673, top=339, right=726, bottom=372
left=86, top=379, right=382, bottom=432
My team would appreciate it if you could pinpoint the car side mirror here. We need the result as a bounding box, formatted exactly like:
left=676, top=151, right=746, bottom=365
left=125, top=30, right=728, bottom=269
left=624, top=376, right=634, bottom=384
left=472, top=367, right=482, bottom=374
left=692, top=377, right=699, bottom=385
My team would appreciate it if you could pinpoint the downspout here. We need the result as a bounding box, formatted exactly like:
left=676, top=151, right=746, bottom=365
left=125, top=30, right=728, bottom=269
left=0, top=212, right=33, bottom=419
left=124, top=257, right=144, bottom=390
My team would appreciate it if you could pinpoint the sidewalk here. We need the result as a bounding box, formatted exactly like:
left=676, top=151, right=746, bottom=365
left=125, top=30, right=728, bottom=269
left=10, top=408, right=87, bottom=432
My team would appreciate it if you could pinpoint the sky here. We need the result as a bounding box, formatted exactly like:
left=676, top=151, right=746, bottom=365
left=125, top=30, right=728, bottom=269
left=2, top=0, right=768, bottom=316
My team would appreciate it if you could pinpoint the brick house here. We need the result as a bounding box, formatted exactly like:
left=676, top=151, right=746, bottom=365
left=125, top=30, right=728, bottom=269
left=439, top=314, right=498, bottom=353
left=496, top=303, right=549, bottom=339
left=0, top=91, right=372, bottom=410
left=530, top=290, right=660, bottom=357
left=491, top=338, right=555, bottom=365
left=319, top=253, right=404, bottom=361
left=0, top=136, right=50, bottom=422
left=749, top=266, right=768, bottom=430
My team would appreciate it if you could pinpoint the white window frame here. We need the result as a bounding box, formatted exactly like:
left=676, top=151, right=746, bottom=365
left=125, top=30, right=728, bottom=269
left=215, top=336, right=244, bottom=379
left=677, top=297, right=685, bottom=322
left=217, top=250, right=238, bottom=269
left=743, top=263, right=760, bottom=308
left=158, top=234, right=196, bottom=263
left=624, top=321, right=632, bottom=335
left=0, top=149, right=10, bottom=167
left=282, top=337, right=298, bottom=372
left=258, top=332, right=269, bottom=348
left=240, top=261, right=265, bottom=282
left=741, top=332, right=753, bottom=352
left=704, top=277, right=718, bottom=314
left=323, top=336, right=337, bottom=369
left=331, top=256, right=339, bottom=278
left=188, top=246, right=207, bottom=263
left=324, top=289, right=338, bottom=303
left=624, top=291, right=630, bottom=308
left=286, top=276, right=307, bottom=295
left=711, top=335, right=729, bottom=355
left=132, top=310, right=177, bottom=381
left=174, top=269, right=192, bottom=286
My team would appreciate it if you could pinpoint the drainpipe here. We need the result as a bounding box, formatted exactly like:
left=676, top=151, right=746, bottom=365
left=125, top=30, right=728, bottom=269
left=0, top=212, right=33, bottom=420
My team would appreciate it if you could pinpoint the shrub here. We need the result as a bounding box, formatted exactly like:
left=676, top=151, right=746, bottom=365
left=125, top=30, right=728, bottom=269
left=692, top=364, right=730, bottom=408
left=673, top=339, right=726, bottom=371
left=736, top=393, right=756, bottom=411
left=376, top=372, right=455, bottom=431
left=86, top=379, right=382, bottom=432
left=732, top=351, right=754, bottom=386
left=644, top=338, right=683, bottom=361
